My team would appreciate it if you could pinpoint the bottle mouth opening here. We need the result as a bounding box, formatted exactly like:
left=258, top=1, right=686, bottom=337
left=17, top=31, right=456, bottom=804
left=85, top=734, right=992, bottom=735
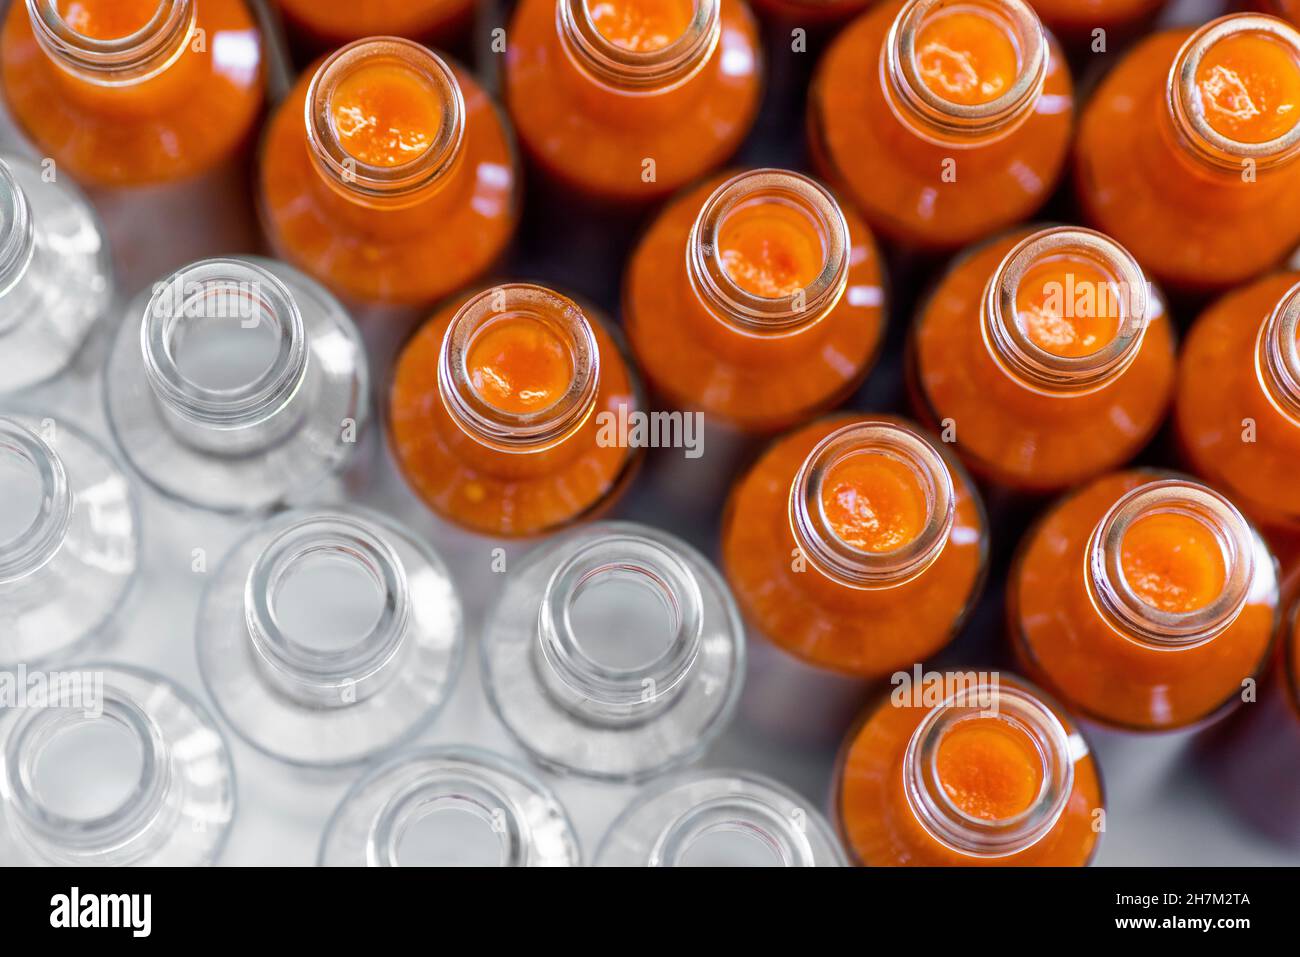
left=1170, top=15, right=1300, bottom=170
left=538, top=534, right=703, bottom=713
left=904, top=684, right=1074, bottom=858
left=1257, top=279, right=1300, bottom=424
left=141, top=259, right=308, bottom=431
left=688, top=169, right=850, bottom=333
left=558, top=0, right=721, bottom=90
left=0, top=418, right=70, bottom=584
left=372, top=774, right=525, bottom=867
left=983, top=227, right=1151, bottom=394
left=885, top=0, right=1047, bottom=139
left=439, top=284, right=601, bottom=452
left=26, top=0, right=194, bottom=83
left=306, top=37, right=466, bottom=202
left=1088, top=479, right=1255, bottom=648
left=0, top=160, right=34, bottom=303
left=652, top=795, right=815, bottom=867
left=789, top=421, right=955, bottom=589
left=245, top=514, right=411, bottom=706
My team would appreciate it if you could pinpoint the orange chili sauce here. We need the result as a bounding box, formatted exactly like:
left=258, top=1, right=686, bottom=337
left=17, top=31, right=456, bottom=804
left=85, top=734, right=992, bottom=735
left=911, top=228, right=1176, bottom=493
left=837, top=677, right=1103, bottom=865
left=1009, top=470, right=1278, bottom=731
left=1195, top=31, right=1300, bottom=145
left=1120, top=512, right=1228, bottom=613
left=0, top=0, right=263, bottom=186
left=587, top=0, right=695, bottom=52
left=808, top=0, right=1074, bottom=251
left=721, top=414, right=986, bottom=677
left=819, top=452, right=928, bottom=553
left=624, top=174, right=885, bottom=433
left=914, top=6, right=1020, bottom=107
left=1015, top=256, right=1123, bottom=358
left=388, top=292, right=639, bottom=537
left=330, top=62, right=442, bottom=168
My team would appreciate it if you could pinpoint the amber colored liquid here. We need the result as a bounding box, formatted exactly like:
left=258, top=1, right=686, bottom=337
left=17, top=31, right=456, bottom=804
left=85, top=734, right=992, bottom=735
left=716, top=198, right=825, bottom=298
left=1076, top=29, right=1300, bottom=292
left=1009, top=470, right=1278, bottom=731
left=1015, top=256, right=1122, bottom=358
left=388, top=293, right=640, bottom=537
left=913, top=6, right=1020, bottom=107
left=504, top=0, right=762, bottom=203
left=624, top=174, right=885, bottom=432
left=277, top=0, right=476, bottom=44
left=258, top=56, right=517, bottom=307
left=911, top=228, right=1176, bottom=493
left=836, top=677, right=1104, bottom=866
left=1176, top=272, right=1300, bottom=535
left=820, top=451, right=928, bottom=553
left=721, top=414, right=986, bottom=677
left=1121, top=512, right=1228, bottom=614
left=0, top=0, right=263, bottom=186
left=588, top=0, right=696, bottom=51
left=808, top=0, right=1073, bottom=251
left=56, top=0, right=158, bottom=39
left=330, top=63, right=443, bottom=168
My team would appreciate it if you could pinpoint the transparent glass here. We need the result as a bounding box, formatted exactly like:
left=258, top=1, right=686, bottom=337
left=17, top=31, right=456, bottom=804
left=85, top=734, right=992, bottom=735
left=318, top=746, right=581, bottom=866
left=104, top=256, right=370, bottom=514
left=0, top=664, right=235, bottom=866
left=0, top=414, right=137, bottom=666
left=0, top=154, right=112, bottom=394
left=481, top=520, right=745, bottom=782
left=196, top=506, right=464, bottom=769
left=595, top=769, right=846, bottom=866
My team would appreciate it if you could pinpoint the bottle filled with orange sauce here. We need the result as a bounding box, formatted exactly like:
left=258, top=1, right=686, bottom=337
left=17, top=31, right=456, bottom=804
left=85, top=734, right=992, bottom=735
left=1176, top=273, right=1300, bottom=542
left=1, top=0, right=263, bottom=186
left=1010, top=472, right=1279, bottom=732
left=808, top=0, right=1073, bottom=251
left=836, top=676, right=1103, bottom=865
left=624, top=168, right=885, bottom=433
left=389, top=283, right=642, bottom=537
left=504, top=0, right=762, bottom=203
left=275, top=0, right=477, bottom=47
left=722, top=415, right=987, bottom=679
left=911, top=225, right=1175, bottom=493
left=1076, top=14, right=1300, bottom=292
left=259, top=37, right=518, bottom=307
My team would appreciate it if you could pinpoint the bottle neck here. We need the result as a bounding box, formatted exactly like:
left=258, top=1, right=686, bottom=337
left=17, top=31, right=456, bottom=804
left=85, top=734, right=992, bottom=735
left=438, top=284, right=601, bottom=455
left=305, top=37, right=466, bottom=211
left=0, top=418, right=72, bottom=586
left=881, top=0, right=1048, bottom=147
left=1256, top=280, right=1300, bottom=426
left=141, top=258, right=310, bottom=456
left=26, top=0, right=195, bottom=87
left=1165, top=15, right=1300, bottom=175
left=244, top=514, right=412, bottom=709
left=1086, top=479, right=1254, bottom=649
left=534, top=533, right=703, bottom=725
left=903, top=683, right=1074, bottom=858
left=650, top=795, right=818, bottom=866
left=5, top=691, right=171, bottom=865
left=557, top=0, right=721, bottom=93
left=980, top=226, right=1151, bottom=396
left=790, top=420, right=955, bottom=589
left=0, top=160, right=36, bottom=337
left=685, top=168, right=850, bottom=338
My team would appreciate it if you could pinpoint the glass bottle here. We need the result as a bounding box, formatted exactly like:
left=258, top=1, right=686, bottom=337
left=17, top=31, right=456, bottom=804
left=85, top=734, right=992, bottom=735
left=482, top=521, right=744, bottom=782
left=196, top=506, right=464, bottom=769
left=104, top=256, right=370, bottom=514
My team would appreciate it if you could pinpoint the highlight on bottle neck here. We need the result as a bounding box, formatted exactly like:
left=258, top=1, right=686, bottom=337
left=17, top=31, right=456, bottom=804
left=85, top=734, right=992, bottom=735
left=536, top=533, right=703, bottom=724
left=439, top=284, right=601, bottom=453
left=140, top=258, right=310, bottom=456
left=26, top=0, right=195, bottom=85
left=982, top=226, right=1151, bottom=395
left=1256, top=279, right=1300, bottom=425
left=651, top=793, right=819, bottom=866
left=243, top=514, right=412, bottom=708
left=558, top=0, right=721, bottom=91
left=883, top=0, right=1048, bottom=144
left=1086, top=479, right=1255, bottom=649
left=306, top=37, right=466, bottom=206
left=687, top=169, right=850, bottom=335
left=0, top=418, right=72, bottom=585
left=904, top=683, right=1074, bottom=858
left=0, top=161, right=35, bottom=314
left=1168, top=14, right=1300, bottom=173
left=789, top=420, right=955, bottom=589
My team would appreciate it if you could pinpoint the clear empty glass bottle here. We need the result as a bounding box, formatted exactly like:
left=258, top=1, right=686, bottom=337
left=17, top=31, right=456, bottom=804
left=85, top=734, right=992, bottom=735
left=318, top=746, right=581, bottom=866
left=104, top=256, right=370, bottom=514
left=0, top=154, right=113, bottom=395
left=0, top=664, right=235, bottom=866
left=196, top=507, right=464, bottom=769
left=482, top=521, right=745, bottom=782
left=0, top=414, right=137, bottom=666
left=595, top=769, right=846, bottom=866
